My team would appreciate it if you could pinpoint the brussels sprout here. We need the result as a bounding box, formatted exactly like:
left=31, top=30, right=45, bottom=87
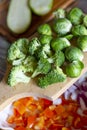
left=67, top=7, right=83, bottom=25
left=51, top=37, right=70, bottom=51
left=77, top=35, right=87, bottom=52
left=53, top=18, right=72, bottom=35
left=72, top=25, right=87, bottom=36
left=83, top=15, right=87, bottom=27
left=53, top=8, right=66, bottom=19
left=65, top=60, right=84, bottom=78
left=37, top=24, right=52, bottom=35
left=39, top=34, right=52, bottom=45
left=65, top=46, right=84, bottom=62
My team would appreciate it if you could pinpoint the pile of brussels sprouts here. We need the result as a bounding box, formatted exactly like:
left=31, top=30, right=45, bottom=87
left=51, top=7, right=87, bottom=78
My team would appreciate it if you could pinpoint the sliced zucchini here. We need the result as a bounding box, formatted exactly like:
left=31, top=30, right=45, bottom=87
left=7, top=0, right=32, bottom=34
left=29, top=0, right=53, bottom=16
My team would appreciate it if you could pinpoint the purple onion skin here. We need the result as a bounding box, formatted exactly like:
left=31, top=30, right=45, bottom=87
left=81, top=82, right=87, bottom=91
left=77, top=93, right=87, bottom=106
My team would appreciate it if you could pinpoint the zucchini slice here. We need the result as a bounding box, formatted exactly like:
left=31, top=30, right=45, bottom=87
left=7, top=0, right=32, bottom=34
left=29, top=0, right=53, bottom=16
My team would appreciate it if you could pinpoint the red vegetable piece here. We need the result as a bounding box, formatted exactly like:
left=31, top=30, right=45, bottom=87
left=43, top=108, right=54, bottom=118
left=13, top=101, right=26, bottom=115
left=27, top=115, right=36, bottom=127
left=14, top=126, right=26, bottom=130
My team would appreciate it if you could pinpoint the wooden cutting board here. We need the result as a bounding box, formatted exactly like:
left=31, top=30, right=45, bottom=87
left=0, top=54, right=87, bottom=111
left=1, top=0, right=84, bottom=111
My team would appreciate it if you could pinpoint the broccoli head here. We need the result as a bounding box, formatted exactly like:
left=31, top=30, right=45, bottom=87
left=32, top=58, right=51, bottom=78
left=7, top=38, right=29, bottom=62
left=23, top=56, right=37, bottom=73
left=28, top=37, right=41, bottom=55
left=36, top=44, right=52, bottom=59
left=7, top=66, right=31, bottom=87
left=38, top=67, right=66, bottom=88
left=53, top=51, right=65, bottom=67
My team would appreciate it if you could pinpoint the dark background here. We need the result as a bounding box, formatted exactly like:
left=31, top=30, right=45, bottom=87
left=78, top=0, right=87, bottom=13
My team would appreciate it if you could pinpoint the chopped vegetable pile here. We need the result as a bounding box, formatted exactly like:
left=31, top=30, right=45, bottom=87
left=7, top=97, right=81, bottom=130
left=7, top=7, right=87, bottom=88
left=7, top=73, right=87, bottom=130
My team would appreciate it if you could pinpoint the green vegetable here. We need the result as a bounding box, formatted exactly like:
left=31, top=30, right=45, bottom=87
left=64, top=34, right=73, bottom=40
left=53, top=8, right=66, bottom=19
left=72, top=25, right=87, bottom=36
left=83, top=15, right=87, bottom=27
left=8, top=66, right=31, bottom=87
left=51, top=37, right=70, bottom=51
left=23, top=56, right=37, bottom=73
left=67, top=7, right=83, bottom=25
left=36, top=44, right=52, bottom=59
left=53, top=51, right=65, bottom=67
left=65, top=46, right=84, bottom=62
left=28, top=37, right=41, bottom=55
left=65, top=60, right=84, bottom=78
left=37, top=24, right=52, bottom=35
left=12, top=57, right=25, bottom=66
left=38, top=67, right=66, bottom=88
left=53, top=18, right=72, bottom=35
left=7, top=0, right=32, bottom=34
left=77, top=35, right=87, bottom=52
left=29, top=0, right=53, bottom=16
left=32, top=58, right=51, bottom=78
left=39, top=34, right=52, bottom=45
left=7, top=7, right=86, bottom=88
left=7, top=38, right=29, bottom=63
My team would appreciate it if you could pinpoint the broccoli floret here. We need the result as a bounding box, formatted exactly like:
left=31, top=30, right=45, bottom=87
left=12, top=57, right=25, bottom=66
left=23, top=56, right=37, bottom=73
left=48, top=51, right=65, bottom=66
left=28, top=37, right=41, bottom=55
left=36, top=44, right=52, bottom=59
left=7, top=38, right=29, bottom=62
left=38, top=67, right=66, bottom=88
left=7, top=66, right=31, bottom=87
left=53, top=51, right=65, bottom=67
left=32, top=58, right=51, bottom=78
